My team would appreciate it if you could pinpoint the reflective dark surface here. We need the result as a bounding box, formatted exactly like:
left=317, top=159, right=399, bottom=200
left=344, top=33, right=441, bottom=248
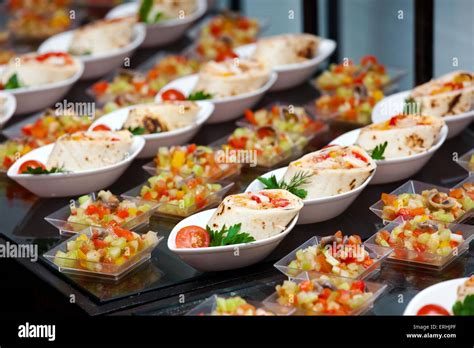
left=0, top=28, right=473, bottom=317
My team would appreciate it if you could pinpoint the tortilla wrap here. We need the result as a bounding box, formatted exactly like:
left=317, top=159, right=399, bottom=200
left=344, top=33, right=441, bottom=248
left=253, top=33, right=320, bottom=68
left=207, top=189, right=303, bottom=240
left=282, top=145, right=376, bottom=199
left=1, top=53, right=79, bottom=87
left=409, top=71, right=473, bottom=117
left=193, top=59, right=270, bottom=98
left=69, top=18, right=135, bottom=56
left=123, top=101, right=199, bottom=132
left=46, top=130, right=133, bottom=172
left=356, top=114, right=445, bottom=158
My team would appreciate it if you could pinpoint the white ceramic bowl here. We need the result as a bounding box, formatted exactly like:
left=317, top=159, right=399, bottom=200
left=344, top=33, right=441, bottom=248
left=156, top=72, right=277, bottom=124
left=372, top=90, right=474, bottom=139
left=0, top=92, right=16, bottom=128
left=330, top=125, right=448, bottom=185
left=167, top=208, right=298, bottom=272
left=38, top=24, right=146, bottom=80
left=245, top=166, right=375, bottom=224
left=0, top=60, right=84, bottom=115
left=106, top=0, right=206, bottom=48
left=88, top=101, right=214, bottom=158
left=403, top=277, right=467, bottom=315
left=234, top=38, right=336, bottom=92
left=7, top=137, right=145, bottom=197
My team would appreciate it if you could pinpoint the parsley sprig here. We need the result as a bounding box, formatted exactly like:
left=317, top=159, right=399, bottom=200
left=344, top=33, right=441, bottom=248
left=22, top=167, right=65, bottom=175
left=127, top=126, right=147, bottom=135
left=369, top=141, right=388, bottom=160
left=257, top=172, right=313, bottom=199
left=453, top=294, right=474, bottom=316
left=206, top=223, right=255, bottom=246
left=188, top=91, right=213, bottom=101
left=5, top=74, right=21, bottom=90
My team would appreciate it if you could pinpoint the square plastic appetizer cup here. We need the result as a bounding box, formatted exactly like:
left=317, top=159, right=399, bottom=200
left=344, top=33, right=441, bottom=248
left=365, top=218, right=474, bottom=270
left=455, top=149, right=474, bottom=173
left=45, top=192, right=160, bottom=236
left=262, top=272, right=387, bottom=316
left=369, top=180, right=469, bottom=224
left=43, top=226, right=163, bottom=280
left=121, top=178, right=234, bottom=219
left=274, top=236, right=393, bottom=280
left=186, top=295, right=295, bottom=316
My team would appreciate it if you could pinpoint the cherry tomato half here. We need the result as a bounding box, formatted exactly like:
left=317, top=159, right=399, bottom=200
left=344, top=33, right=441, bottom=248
left=416, top=304, right=450, bottom=316
left=215, top=50, right=238, bottom=62
left=92, top=124, right=111, bottom=131
left=18, top=160, right=46, bottom=174
left=161, top=89, right=186, bottom=101
left=175, top=225, right=210, bottom=248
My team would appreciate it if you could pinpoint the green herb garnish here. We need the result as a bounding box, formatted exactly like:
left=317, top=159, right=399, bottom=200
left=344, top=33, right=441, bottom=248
left=188, top=91, right=213, bottom=101
left=207, top=223, right=255, bottom=246
left=127, top=126, right=146, bottom=135
left=22, top=166, right=65, bottom=175
left=452, top=294, right=474, bottom=316
left=370, top=141, right=388, bottom=160
left=5, top=74, right=21, bottom=90
left=153, top=12, right=163, bottom=23
left=257, top=172, right=313, bottom=199
left=403, top=97, right=421, bottom=114
left=138, top=0, right=153, bottom=23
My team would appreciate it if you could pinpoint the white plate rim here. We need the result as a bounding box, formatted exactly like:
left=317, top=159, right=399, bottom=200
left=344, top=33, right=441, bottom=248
left=245, top=166, right=375, bottom=205
left=105, top=0, right=207, bottom=28
left=7, top=136, right=145, bottom=180
left=0, top=92, right=16, bottom=126
left=156, top=71, right=278, bottom=104
left=88, top=101, right=215, bottom=139
left=330, top=124, right=449, bottom=164
left=167, top=208, right=298, bottom=254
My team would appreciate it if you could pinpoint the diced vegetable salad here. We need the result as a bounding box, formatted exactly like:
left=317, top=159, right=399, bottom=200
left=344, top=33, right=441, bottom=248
left=91, top=55, right=200, bottom=114
left=140, top=172, right=223, bottom=216
left=381, top=187, right=473, bottom=222
left=53, top=227, right=159, bottom=272
left=212, top=297, right=273, bottom=316
left=276, top=275, right=373, bottom=315
left=226, top=127, right=294, bottom=167
left=195, top=13, right=259, bottom=61
left=286, top=231, right=375, bottom=278
left=315, top=55, right=390, bottom=92
left=154, top=144, right=236, bottom=179
left=67, top=190, right=153, bottom=228
left=376, top=215, right=465, bottom=257
left=315, top=87, right=384, bottom=125
left=244, top=105, right=326, bottom=138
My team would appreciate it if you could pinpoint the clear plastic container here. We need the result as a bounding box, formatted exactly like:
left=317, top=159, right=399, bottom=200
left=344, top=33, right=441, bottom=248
left=44, top=193, right=161, bottom=236
left=209, top=127, right=308, bottom=169
left=43, top=226, right=164, bottom=280
left=262, top=272, right=387, bottom=316
left=369, top=180, right=470, bottom=224
left=365, top=218, right=474, bottom=270
left=455, top=149, right=474, bottom=173
left=274, top=236, right=393, bottom=280
left=121, top=178, right=234, bottom=219
left=142, top=146, right=242, bottom=182
left=186, top=295, right=294, bottom=316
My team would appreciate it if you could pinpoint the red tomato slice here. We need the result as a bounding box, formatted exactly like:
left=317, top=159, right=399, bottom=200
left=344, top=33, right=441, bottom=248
left=417, top=304, right=450, bottom=316
left=161, top=89, right=186, bottom=101
left=175, top=226, right=210, bottom=248
left=215, top=50, right=238, bottom=62
left=18, top=160, right=46, bottom=174
left=92, top=124, right=111, bottom=131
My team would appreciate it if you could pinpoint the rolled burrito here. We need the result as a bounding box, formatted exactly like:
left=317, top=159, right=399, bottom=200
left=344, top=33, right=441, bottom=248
left=356, top=114, right=445, bottom=158
left=282, top=145, right=376, bottom=199
left=207, top=189, right=303, bottom=240
left=408, top=70, right=473, bottom=117
left=253, top=33, right=320, bottom=68
left=1, top=52, right=80, bottom=87
left=193, top=58, right=270, bottom=98
left=46, top=130, right=133, bottom=172
left=123, top=101, right=199, bottom=133
left=69, top=18, right=135, bottom=56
